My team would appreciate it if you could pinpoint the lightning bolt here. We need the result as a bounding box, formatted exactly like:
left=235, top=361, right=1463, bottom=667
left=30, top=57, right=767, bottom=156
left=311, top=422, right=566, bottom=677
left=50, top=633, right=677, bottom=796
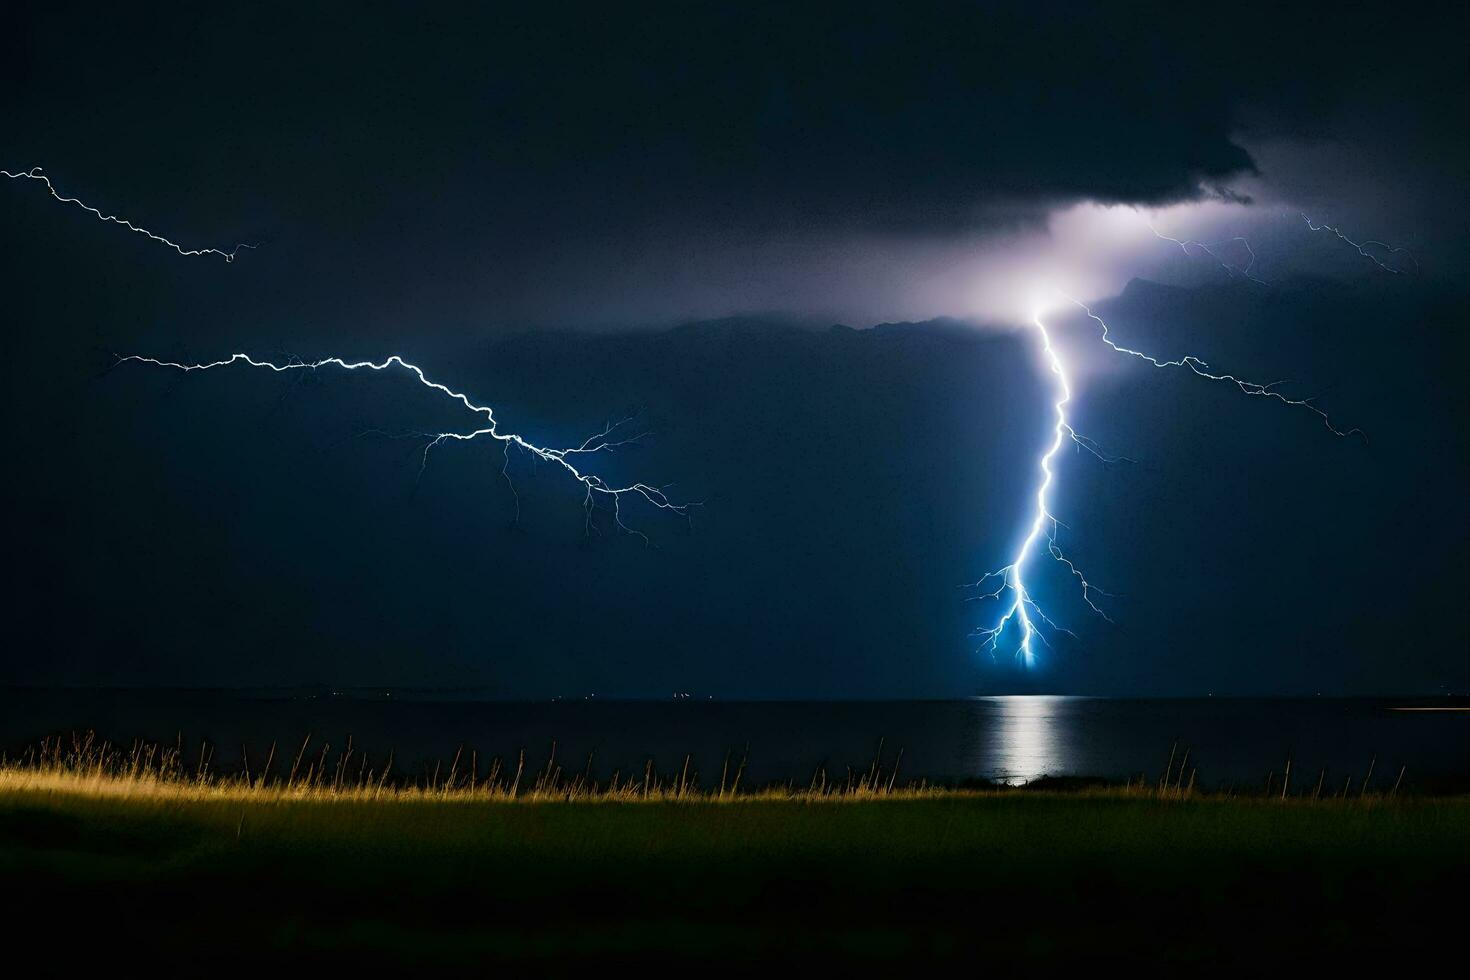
left=973, top=288, right=1361, bottom=665
left=118, top=352, right=690, bottom=540
left=1300, top=212, right=1418, bottom=274
left=27, top=160, right=1377, bottom=658
left=1146, top=217, right=1268, bottom=285
left=969, top=311, right=1111, bottom=666
left=3, top=167, right=254, bottom=262
left=1065, top=295, right=1362, bottom=440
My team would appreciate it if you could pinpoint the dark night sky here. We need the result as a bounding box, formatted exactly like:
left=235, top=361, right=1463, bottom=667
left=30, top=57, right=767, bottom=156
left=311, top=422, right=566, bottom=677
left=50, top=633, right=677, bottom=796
left=2, top=1, right=1467, bottom=695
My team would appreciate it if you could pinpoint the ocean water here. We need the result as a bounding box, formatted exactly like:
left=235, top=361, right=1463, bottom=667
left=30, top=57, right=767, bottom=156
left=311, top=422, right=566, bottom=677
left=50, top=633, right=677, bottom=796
left=2, top=689, right=1466, bottom=791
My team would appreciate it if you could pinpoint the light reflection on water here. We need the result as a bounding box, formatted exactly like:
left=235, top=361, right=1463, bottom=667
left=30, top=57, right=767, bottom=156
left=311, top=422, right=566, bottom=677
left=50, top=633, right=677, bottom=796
left=977, top=695, right=1075, bottom=785
left=0, top=689, right=1464, bottom=788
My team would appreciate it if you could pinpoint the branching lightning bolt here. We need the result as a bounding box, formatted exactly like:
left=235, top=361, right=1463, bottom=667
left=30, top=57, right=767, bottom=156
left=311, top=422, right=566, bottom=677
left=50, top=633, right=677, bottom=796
left=1065, top=294, right=1362, bottom=440
left=1300, top=212, right=1418, bottom=274
left=972, top=287, right=1362, bottom=665
left=969, top=311, right=1112, bottom=665
left=3, top=167, right=254, bottom=262
left=118, top=353, right=690, bottom=540
left=20, top=160, right=1382, bottom=655
left=1146, top=217, right=1267, bottom=285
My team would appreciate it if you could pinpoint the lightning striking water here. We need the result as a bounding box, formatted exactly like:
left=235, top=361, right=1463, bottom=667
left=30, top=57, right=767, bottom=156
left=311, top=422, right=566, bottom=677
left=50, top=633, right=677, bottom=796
left=970, top=311, right=1110, bottom=665
left=973, top=288, right=1362, bottom=664
left=3, top=167, right=254, bottom=262
left=119, top=352, right=689, bottom=539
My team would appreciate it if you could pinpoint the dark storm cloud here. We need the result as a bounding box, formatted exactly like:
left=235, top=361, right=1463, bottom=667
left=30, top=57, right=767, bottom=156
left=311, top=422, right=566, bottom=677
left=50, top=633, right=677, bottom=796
left=6, top=1, right=1461, bottom=331
left=2, top=2, right=1264, bottom=235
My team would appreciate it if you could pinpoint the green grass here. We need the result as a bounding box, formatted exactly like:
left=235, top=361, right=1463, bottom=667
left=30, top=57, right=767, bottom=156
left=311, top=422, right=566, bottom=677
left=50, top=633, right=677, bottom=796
left=3, top=773, right=1467, bottom=969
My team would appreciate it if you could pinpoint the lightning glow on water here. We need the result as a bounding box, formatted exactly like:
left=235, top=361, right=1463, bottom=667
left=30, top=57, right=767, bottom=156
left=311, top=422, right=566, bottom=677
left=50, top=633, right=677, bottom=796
left=119, top=352, right=689, bottom=540
left=2, top=167, right=254, bottom=262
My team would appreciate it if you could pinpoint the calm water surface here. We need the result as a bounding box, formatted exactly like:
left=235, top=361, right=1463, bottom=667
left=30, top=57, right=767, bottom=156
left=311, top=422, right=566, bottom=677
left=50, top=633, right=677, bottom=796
left=2, top=690, right=1465, bottom=790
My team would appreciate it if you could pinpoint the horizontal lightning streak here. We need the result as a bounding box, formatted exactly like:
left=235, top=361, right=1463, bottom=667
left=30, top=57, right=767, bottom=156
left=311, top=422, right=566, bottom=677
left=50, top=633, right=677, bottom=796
left=118, top=352, right=690, bottom=540
left=1300, top=212, right=1418, bottom=274
left=1145, top=217, right=1267, bottom=285
left=1063, top=294, right=1362, bottom=440
left=3, top=167, right=254, bottom=262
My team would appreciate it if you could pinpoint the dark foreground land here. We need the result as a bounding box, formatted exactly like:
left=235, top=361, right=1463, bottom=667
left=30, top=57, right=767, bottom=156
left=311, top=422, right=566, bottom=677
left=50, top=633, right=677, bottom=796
left=3, top=785, right=1467, bottom=973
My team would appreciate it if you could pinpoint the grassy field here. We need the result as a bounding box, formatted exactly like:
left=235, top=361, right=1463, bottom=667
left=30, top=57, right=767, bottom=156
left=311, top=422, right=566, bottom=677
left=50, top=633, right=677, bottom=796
left=3, top=762, right=1467, bottom=971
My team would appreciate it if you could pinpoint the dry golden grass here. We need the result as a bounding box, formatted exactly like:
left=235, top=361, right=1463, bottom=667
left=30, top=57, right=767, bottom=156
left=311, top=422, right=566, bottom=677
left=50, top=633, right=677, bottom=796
left=0, top=731, right=954, bottom=804
left=0, top=730, right=1425, bottom=805
left=4, top=734, right=1464, bottom=968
